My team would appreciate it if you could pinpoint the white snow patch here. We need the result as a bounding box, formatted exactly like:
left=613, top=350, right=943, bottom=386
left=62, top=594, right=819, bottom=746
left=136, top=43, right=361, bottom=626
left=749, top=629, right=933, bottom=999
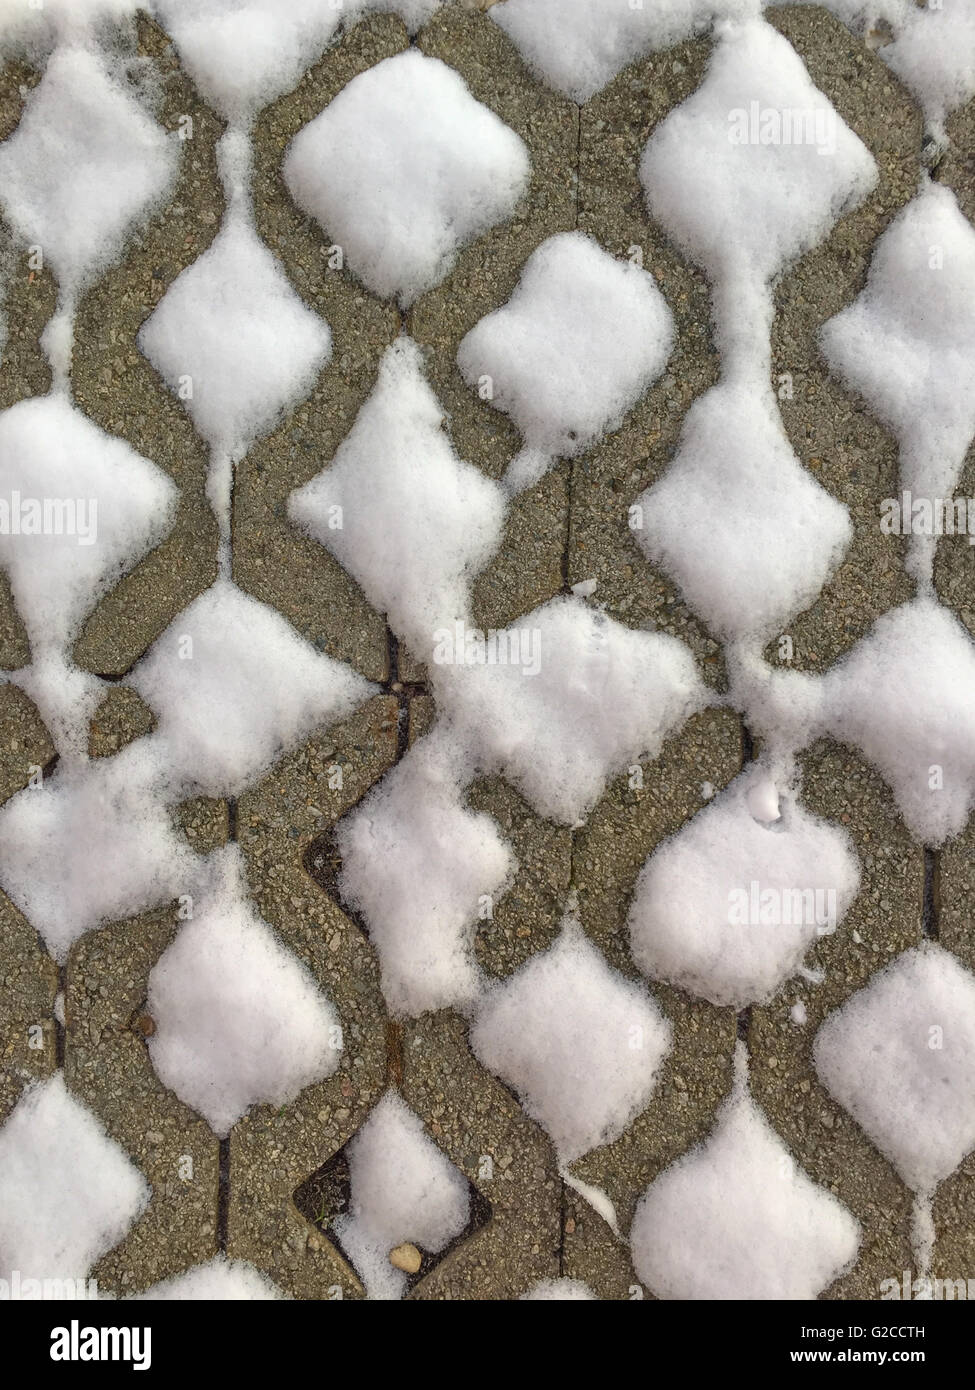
left=641, top=18, right=877, bottom=284
left=333, top=1091, right=470, bottom=1301
left=820, top=181, right=975, bottom=584
left=289, top=338, right=506, bottom=658
left=457, top=231, right=674, bottom=493
left=490, top=0, right=760, bottom=105
left=470, top=920, right=672, bottom=1163
left=283, top=49, right=530, bottom=306
left=0, top=45, right=177, bottom=291
left=823, top=597, right=975, bottom=845
left=630, top=1046, right=860, bottom=1299
left=445, top=596, right=705, bottom=824
left=0, top=394, right=178, bottom=653
left=814, top=944, right=975, bottom=1196
left=130, top=578, right=371, bottom=800
left=0, top=1075, right=148, bottom=1283
left=137, top=1254, right=285, bottom=1299
left=883, top=0, right=975, bottom=137
left=150, top=1, right=444, bottom=121
left=137, top=209, right=332, bottom=463
left=147, top=846, right=342, bottom=1137
left=336, top=732, right=515, bottom=1017
left=628, top=770, right=860, bottom=1008
left=0, top=750, right=193, bottom=961
left=634, top=385, right=851, bottom=644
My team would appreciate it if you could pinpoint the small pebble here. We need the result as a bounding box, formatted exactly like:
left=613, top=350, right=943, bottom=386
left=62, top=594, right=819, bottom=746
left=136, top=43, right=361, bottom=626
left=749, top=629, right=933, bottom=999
left=389, top=1243, right=422, bottom=1274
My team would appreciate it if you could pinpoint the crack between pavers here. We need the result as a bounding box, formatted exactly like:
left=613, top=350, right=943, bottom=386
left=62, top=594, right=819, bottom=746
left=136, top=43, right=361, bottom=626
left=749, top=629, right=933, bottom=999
left=558, top=1176, right=567, bottom=1278
left=922, top=848, right=940, bottom=941
left=54, top=962, right=66, bottom=1070
left=217, top=1137, right=231, bottom=1253
left=736, top=722, right=758, bottom=1052
left=216, top=796, right=239, bottom=1252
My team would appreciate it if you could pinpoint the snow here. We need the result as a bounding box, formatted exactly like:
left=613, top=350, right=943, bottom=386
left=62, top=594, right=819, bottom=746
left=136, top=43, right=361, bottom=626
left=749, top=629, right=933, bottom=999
left=137, top=209, right=332, bottom=465
left=147, top=847, right=342, bottom=1137
left=0, top=1075, right=148, bottom=1285
left=336, top=732, right=514, bottom=1017
left=820, top=181, right=975, bottom=585
left=490, top=0, right=759, bottom=105
left=151, top=0, right=347, bottom=124
left=283, top=49, right=530, bottom=306
left=629, top=770, right=860, bottom=1008
left=822, top=598, right=975, bottom=846
left=151, top=1, right=444, bottom=122
left=814, top=945, right=975, bottom=1196
left=522, top=1278, right=596, bottom=1301
left=445, top=596, right=705, bottom=825
left=0, top=45, right=176, bottom=292
left=633, top=384, right=852, bottom=643
left=470, top=920, right=672, bottom=1163
left=0, top=394, right=178, bottom=653
left=129, top=578, right=371, bottom=800
left=290, top=338, right=506, bottom=659
left=630, top=1046, right=860, bottom=1299
left=457, top=232, right=674, bottom=493
left=289, top=339, right=704, bottom=1016
left=0, top=1, right=145, bottom=56
left=0, top=750, right=193, bottom=962
left=490, top=1, right=975, bottom=138
left=137, top=1255, right=284, bottom=1300
left=333, top=1091, right=470, bottom=1301
left=640, top=19, right=877, bottom=294
left=882, top=0, right=975, bottom=138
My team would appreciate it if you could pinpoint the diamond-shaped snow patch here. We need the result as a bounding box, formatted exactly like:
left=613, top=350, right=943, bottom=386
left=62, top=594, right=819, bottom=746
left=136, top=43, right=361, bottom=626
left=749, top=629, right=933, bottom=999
left=823, top=597, right=975, bottom=845
left=445, top=596, right=704, bottom=824
left=634, top=385, right=851, bottom=643
left=130, top=578, right=371, bottom=799
left=283, top=50, right=530, bottom=306
left=289, top=338, right=506, bottom=657
left=0, top=46, right=177, bottom=288
left=331, top=1091, right=472, bottom=1300
left=814, top=944, right=975, bottom=1194
left=640, top=19, right=876, bottom=284
left=0, top=1075, right=148, bottom=1283
left=0, top=394, right=178, bottom=650
left=820, top=183, right=975, bottom=501
left=630, top=1050, right=860, bottom=1299
left=470, top=920, right=672, bottom=1163
left=0, top=751, right=194, bottom=961
left=147, top=846, right=342, bottom=1137
left=457, top=232, right=674, bottom=493
left=137, top=211, right=331, bottom=459
left=629, top=770, right=860, bottom=1008
left=336, top=734, right=514, bottom=1017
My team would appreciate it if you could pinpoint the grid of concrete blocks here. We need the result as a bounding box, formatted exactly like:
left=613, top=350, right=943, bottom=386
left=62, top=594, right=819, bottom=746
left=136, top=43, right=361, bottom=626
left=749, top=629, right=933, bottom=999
left=0, top=2, right=974, bottom=1300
